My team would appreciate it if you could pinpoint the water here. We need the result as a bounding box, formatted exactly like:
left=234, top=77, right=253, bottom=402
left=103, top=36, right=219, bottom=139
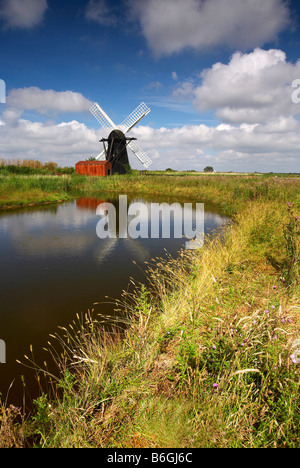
left=0, top=195, right=228, bottom=408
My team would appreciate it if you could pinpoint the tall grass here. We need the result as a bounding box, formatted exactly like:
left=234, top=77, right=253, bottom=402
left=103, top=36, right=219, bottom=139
left=0, top=174, right=84, bottom=209
left=0, top=403, right=26, bottom=448
left=0, top=158, right=74, bottom=175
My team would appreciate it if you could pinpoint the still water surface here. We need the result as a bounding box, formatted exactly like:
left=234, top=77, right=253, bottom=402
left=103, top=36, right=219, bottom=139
left=0, top=195, right=228, bottom=407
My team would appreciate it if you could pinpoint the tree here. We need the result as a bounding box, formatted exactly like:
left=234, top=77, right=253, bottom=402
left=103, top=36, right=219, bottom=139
left=204, top=166, right=214, bottom=173
left=123, top=163, right=133, bottom=174
left=44, top=162, right=58, bottom=173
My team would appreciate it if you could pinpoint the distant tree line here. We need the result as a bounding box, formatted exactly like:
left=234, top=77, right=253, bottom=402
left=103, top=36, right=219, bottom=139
left=165, top=167, right=215, bottom=173
left=0, top=159, right=75, bottom=175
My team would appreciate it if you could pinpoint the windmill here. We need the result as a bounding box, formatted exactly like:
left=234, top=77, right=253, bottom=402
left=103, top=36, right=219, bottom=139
left=90, top=101, right=153, bottom=174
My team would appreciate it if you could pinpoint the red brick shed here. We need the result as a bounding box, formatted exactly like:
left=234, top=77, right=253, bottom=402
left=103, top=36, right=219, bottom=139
left=75, top=160, right=112, bottom=177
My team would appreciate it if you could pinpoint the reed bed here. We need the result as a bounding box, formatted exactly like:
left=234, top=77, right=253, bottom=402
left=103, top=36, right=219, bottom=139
left=0, top=174, right=83, bottom=209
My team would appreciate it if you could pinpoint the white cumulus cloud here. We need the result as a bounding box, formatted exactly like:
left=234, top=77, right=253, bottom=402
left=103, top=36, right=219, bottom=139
left=0, top=116, right=100, bottom=165
left=174, top=48, right=300, bottom=124
left=130, top=0, right=291, bottom=56
left=130, top=117, right=300, bottom=172
left=0, top=0, right=48, bottom=29
left=7, top=87, right=93, bottom=114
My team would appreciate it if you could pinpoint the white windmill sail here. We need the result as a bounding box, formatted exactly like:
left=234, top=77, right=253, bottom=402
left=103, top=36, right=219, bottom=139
left=90, top=103, right=116, bottom=129
left=128, top=140, right=153, bottom=168
left=90, top=103, right=114, bottom=160
left=119, top=102, right=151, bottom=133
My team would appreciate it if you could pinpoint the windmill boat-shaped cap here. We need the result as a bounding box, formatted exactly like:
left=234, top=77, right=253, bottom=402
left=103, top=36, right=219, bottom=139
left=90, top=101, right=153, bottom=170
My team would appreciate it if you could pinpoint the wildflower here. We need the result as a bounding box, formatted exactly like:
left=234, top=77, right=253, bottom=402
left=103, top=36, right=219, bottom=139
left=11, top=406, right=20, bottom=412
left=290, top=354, right=297, bottom=364
left=265, top=310, right=269, bottom=314
left=273, top=285, right=277, bottom=290
left=213, top=383, right=219, bottom=389
left=271, top=305, right=275, bottom=310
left=212, top=345, right=216, bottom=350
left=290, top=341, right=300, bottom=365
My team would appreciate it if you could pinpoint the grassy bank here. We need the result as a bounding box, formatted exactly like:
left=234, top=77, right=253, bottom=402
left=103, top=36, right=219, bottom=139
left=79, top=172, right=299, bottom=216
left=0, top=159, right=75, bottom=209
left=0, top=174, right=80, bottom=210
left=0, top=172, right=299, bottom=215
left=0, top=173, right=299, bottom=448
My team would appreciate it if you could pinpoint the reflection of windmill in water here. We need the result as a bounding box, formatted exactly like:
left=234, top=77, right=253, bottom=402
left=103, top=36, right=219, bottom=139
left=76, top=196, right=151, bottom=265
left=90, top=102, right=153, bottom=174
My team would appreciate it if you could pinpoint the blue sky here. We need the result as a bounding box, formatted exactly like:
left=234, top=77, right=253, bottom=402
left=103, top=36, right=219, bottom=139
left=0, top=0, right=300, bottom=172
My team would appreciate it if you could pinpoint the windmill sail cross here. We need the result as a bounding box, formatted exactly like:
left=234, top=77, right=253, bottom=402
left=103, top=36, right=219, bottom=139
left=90, top=101, right=153, bottom=170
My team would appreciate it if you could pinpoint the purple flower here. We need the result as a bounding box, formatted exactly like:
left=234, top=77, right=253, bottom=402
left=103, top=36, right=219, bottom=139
left=213, top=383, right=219, bottom=389
left=271, top=306, right=275, bottom=310
left=212, top=345, right=216, bottom=350
left=290, top=354, right=297, bottom=364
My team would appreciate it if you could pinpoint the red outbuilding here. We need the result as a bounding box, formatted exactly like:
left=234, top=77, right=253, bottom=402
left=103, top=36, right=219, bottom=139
left=75, top=160, right=112, bottom=176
